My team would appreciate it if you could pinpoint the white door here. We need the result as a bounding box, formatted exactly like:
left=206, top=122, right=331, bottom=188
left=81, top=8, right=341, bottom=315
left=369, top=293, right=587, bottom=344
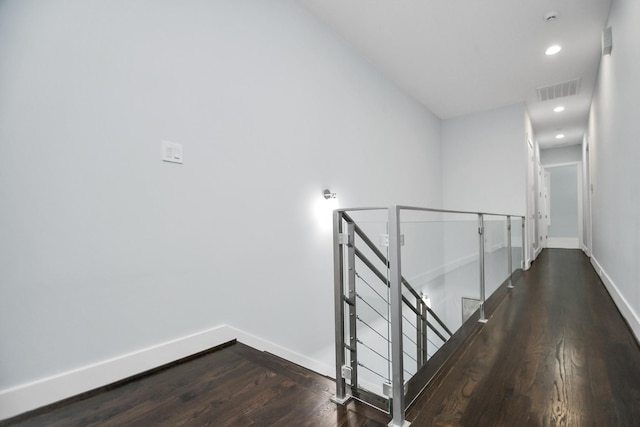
left=526, top=139, right=536, bottom=265
left=540, top=170, right=550, bottom=248
left=546, top=164, right=582, bottom=249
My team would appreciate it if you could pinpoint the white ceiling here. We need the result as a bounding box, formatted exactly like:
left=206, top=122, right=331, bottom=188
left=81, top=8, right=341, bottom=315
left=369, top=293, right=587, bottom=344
left=298, top=0, right=612, bottom=149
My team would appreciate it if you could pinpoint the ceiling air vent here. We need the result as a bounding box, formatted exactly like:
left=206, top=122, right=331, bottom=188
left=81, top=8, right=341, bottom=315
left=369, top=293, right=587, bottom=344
left=536, top=78, right=581, bottom=102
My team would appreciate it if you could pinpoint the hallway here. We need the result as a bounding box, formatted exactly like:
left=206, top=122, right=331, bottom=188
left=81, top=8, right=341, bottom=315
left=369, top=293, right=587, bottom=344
left=408, top=249, right=640, bottom=426
left=3, top=250, right=640, bottom=426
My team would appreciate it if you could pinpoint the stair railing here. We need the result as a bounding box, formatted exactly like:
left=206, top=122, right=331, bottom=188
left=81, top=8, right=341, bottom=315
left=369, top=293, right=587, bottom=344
left=331, top=205, right=525, bottom=427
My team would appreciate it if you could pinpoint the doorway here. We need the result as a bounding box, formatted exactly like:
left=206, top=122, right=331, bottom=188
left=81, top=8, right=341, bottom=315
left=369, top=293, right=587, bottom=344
left=543, top=163, right=583, bottom=249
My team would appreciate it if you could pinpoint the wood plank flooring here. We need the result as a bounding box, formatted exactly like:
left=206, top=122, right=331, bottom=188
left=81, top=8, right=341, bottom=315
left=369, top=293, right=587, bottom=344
left=1, top=342, right=390, bottom=427
left=3, top=249, right=640, bottom=426
left=407, top=249, right=640, bottom=426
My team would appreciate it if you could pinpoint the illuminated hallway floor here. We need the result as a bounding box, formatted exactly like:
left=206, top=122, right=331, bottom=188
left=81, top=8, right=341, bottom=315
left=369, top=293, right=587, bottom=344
left=407, top=248, right=640, bottom=426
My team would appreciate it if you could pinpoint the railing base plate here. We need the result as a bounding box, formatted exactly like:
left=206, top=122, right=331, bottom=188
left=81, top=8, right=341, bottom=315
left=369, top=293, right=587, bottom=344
left=478, top=318, right=488, bottom=324
left=330, top=394, right=352, bottom=405
left=387, top=420, right=411, bottom=427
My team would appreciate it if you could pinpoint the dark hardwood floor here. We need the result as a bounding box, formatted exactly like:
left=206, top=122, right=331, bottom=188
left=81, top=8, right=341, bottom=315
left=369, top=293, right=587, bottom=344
left=0, top=342, right=390, bottom=427
left=3, top=249, right=640, bottom=426
left=407, top=249, right=640, bottom=426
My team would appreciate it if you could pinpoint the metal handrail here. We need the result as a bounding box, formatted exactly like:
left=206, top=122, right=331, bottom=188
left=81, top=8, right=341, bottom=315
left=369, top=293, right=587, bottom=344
left=342, top=212, right=427, bottom=305
left=425, top=306, right=453, bottom=337
left=339, top=204, right=524, bottom=219
left=354, top=247, right=450, bottom=343
left=333, top=205, right=526, bottom=427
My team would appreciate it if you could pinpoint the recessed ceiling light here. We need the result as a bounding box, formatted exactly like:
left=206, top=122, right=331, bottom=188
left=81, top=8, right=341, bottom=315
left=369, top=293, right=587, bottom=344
left=554, top=106, right=565, bottom=112
left=556, top=133, right=565, bottom=139
left=546, top=45, right=562, bottom=55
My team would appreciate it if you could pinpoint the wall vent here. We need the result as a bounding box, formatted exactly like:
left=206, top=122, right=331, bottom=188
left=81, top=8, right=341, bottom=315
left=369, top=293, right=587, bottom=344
left=536, top=78, right=581, bottom=102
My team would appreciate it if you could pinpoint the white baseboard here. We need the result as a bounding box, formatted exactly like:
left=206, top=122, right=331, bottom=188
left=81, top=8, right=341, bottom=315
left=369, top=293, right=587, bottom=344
left=591, top=256, right=640, bottom=344
left=0, top=325, right=332, bottom=421
left=534, top=245, right=543, bottom=259
left=224, top=326, right=333, bottom=378
left=547, top=237, right=580, bottom=249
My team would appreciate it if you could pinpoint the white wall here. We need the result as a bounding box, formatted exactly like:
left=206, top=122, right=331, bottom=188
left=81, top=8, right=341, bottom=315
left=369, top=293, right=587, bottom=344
left=540, top=145, right=583, bottom=165
left=0, top=0, right=443, bottom=416
left=442, top=103, right=527, bottom=215
left=588, top=0, right=640, bottom=340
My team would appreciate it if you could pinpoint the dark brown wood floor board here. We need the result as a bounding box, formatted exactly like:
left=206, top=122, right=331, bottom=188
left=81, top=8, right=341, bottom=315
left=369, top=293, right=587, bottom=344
left=104, top=346, right=247, bottom=426
left=4, top=349, right=250, bottom=427
left=408, top=249, right=640, bottom=426
left=227, top=342, right=336, bottom=399
left=244, top=381, right=321, bottom=425
left=135, top=363, right=286, bottom=426
left=95, top=353, right=259, bottom=426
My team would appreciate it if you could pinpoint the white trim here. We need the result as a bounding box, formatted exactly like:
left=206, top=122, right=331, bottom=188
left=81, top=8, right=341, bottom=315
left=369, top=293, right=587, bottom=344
left=591, top=257, right=640, bottom=344
left=582, top=244, right=590, bottom=256
left=534, top=244, right=543, bottom=258
left=0, top=325, right=332, bottom=421
left=547, top=237, right=580, bottom=249
left=224, top=326, right=332, bottom=378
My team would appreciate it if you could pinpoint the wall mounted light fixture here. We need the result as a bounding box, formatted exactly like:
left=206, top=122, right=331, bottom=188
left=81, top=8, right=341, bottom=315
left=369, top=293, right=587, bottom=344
left=323, top=189, right=337, bottom=200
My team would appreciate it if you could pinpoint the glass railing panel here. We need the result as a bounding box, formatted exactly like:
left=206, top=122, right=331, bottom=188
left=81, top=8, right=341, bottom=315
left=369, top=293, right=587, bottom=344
left=398, top=210, right=481, bottom=363
left=511, top=217, right=524, bottom=273
left=398, top=210, right=444, bottom=376
left=439, top=212, right=482, bottom=334
left=333, top=207, right=527, bottom=422
left=483, top=216, right=509, bottom=297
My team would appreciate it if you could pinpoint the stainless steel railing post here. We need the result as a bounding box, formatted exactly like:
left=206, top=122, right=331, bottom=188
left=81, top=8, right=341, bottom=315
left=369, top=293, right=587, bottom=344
left=521, top=217, right=526, bottom=269
left=507, top=216, right=514, bottom=289
left=346, top=222, right=358, bottom=393
left=331, top=210, right=349, bottom=404
left=388, top=206, right=409, bottom=427
left=478, top=214, right=487, bottom=323
left=417, top=298, right=427, bottom=369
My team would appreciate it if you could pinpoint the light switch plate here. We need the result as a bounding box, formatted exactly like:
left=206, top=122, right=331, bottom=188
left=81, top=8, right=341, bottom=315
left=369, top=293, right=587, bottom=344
left=162, top=140, right=183, bottom=164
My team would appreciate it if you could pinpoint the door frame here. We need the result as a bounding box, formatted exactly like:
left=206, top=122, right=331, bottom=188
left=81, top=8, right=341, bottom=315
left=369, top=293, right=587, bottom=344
left=543, top=161, right=583, bottom=249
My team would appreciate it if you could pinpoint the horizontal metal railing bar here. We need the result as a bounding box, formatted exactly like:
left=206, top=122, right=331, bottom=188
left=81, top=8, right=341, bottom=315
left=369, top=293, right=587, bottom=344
left=337, top=205, right=525, bottom=219
left=344, top=213, right=424, bottom=303
left=426, top=307, right=453, bottom=337
left=395, top=205, right=525, bottom=219
left=354, top=247, right=423, bottom=319
left=352, top=231, right=451, bottom=342
left=335, top=207, right=388, bottom=213
left=355, top=246, right=450, bottom=341
left=425, top=320, right=448, bottom=343
left=354, top=248, right=388, bottom=286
